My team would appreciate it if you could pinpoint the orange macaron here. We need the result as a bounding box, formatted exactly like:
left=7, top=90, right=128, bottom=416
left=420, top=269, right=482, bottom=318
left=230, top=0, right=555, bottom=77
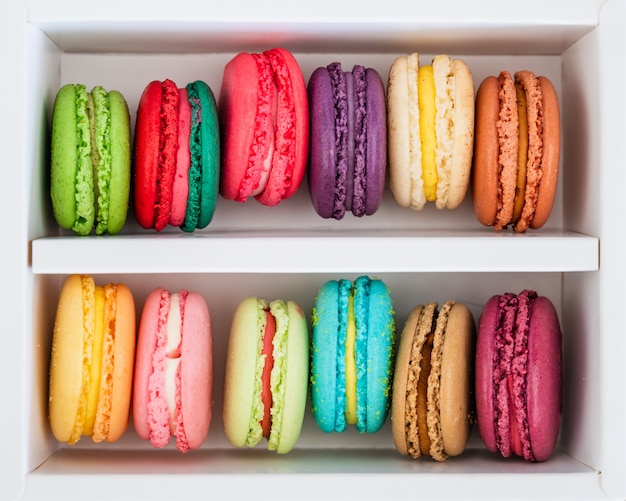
left=472, top=70, right=560, bottom=232
left=49, top=275, right=136, bottom=444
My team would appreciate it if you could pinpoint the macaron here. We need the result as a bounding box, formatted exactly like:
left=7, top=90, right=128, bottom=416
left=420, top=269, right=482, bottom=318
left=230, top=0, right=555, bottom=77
left=310, top=276, right=396, bottom=433
left=133, top=288, right=213, bottom=452
left=391, top=301, right=475, bottom=461
left=134, top=79, right=220, bottom=232
left=475, top=290, right=562, bottom=461
left=308, top=63, right=387, bottom=219
left=51, top=84, right=131, bottom=235
left=223, top=297, right=309, bottom=454
left=472, top=71, right=560, bottom=232
left=387, top=54, right=475, bottom=210
left=49, top=274, right=136, bottom=444
left=219, top=48, right=309, bottom=206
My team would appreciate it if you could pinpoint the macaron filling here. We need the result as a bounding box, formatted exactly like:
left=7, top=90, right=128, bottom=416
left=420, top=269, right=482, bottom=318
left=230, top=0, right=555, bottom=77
left=259, top=309, right=276, bottom=437
left=418, top=65, right=437, bottom=201
left=513, top=71, right=544, bottom=232
left=147, top=290, right=191, bottom=452
left=91, top=284, right=118, bottom=442
left=170, top=87, right=191, bottom=227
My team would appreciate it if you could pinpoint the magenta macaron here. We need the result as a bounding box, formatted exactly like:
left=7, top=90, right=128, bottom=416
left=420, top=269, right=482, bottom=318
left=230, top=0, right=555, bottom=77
left=308, top=62, right=387, bottom=220
left=475, top=290, right=562, bottom=462
left=133, top=288, right=213, bottom=452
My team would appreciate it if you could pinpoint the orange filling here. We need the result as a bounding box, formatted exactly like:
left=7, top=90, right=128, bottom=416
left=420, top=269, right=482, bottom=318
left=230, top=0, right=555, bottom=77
left=417, top=331, right=434, bottom=455
left=512, top=83, right=528, bottom=223
left=260, top=309, right=276, bottom=438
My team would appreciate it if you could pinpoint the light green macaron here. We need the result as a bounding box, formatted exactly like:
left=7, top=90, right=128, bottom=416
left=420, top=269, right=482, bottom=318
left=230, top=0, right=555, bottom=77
left=223, top=296, right=309, bottom=454
left=51, top=84, right=130, bottom=235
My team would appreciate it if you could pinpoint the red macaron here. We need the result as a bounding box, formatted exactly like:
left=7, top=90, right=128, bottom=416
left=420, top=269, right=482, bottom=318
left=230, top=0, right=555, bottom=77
left=134, top=79, right=220, bottom=232
left=218, top=48, right=309, bottom=206
left=475, top=290, right=562, bottom=461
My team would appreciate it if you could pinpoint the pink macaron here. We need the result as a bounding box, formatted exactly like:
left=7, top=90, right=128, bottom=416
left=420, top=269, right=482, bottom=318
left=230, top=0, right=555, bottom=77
left=133, top=288, right=213, bottom=452
left=475, top=290, right=562, bottom=461
left=218, top=48, right=309, bottom=206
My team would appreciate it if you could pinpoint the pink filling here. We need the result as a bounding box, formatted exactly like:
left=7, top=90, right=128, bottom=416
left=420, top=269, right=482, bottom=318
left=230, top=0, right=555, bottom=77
left=147, top=289, right=190, bottom=451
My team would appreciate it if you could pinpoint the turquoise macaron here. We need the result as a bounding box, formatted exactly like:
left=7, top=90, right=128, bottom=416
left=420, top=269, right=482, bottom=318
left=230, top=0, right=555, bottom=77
left=310, top=276, right=396, bottom=433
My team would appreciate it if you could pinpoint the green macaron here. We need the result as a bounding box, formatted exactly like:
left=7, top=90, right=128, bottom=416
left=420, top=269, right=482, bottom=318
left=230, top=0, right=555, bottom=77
left=51, top=84, right=130, bottom=236
left=181, top=80, right=220, bottom=232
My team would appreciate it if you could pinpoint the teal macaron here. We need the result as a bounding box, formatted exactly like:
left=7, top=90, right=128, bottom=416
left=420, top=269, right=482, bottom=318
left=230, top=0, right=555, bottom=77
left=311, top=276, right=396, bottom=433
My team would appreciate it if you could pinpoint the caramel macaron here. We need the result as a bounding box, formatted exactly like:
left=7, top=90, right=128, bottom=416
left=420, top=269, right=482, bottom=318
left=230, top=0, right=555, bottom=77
left=472, top=70, right=560, bottom=232
left=391, top=300, right=475, bottom=461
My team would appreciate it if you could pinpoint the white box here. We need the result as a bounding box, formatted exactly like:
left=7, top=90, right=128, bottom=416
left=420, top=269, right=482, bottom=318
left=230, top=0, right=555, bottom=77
left=2, top=0, right=625, bottom=499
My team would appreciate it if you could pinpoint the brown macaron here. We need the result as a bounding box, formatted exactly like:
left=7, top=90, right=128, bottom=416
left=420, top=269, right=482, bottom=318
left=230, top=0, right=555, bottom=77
left=391, top=301, right=475, bottom=461
left=472, top=70, right=560, bottom=232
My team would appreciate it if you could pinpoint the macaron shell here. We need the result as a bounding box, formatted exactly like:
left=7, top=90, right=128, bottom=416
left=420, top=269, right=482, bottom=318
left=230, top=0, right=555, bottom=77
left=444, top=59, right=475, bottom=209
left=179, top=291, right=213, bottom=449
left=132, top=287, right=168, bottom=442
left=310, top=280, right=340, bottom=432
left=183, top=80, right=220, bottom=230
left=273, top=300, right=309, bottom=453
left=101, top=283, right=135, bottom=442
left=133, top=81, right=163, bottom=229
left=223, top=297, right=265, bottom=447
left=105, top=90, right=131, bottom=235
left=527, top=296, right=562, bottom=461
left=256, top=48, right=309, bottom=206
left=361, top=277, right=395, bottom=433
left=363, top=68, right=387, bottom=216
left=471, top=76, right=500, bottom=227
left=439, top=302, right=475, bottom=457
left=390, top=305, right=423, bottom=456
left=529, top=76, right=560, bottom=230
left=308, top=66, right=339, bottom=219
left=474, top=294, right=500, bottom=453
left=219, top=52, right=272, bottom=202
left=49, top=274, right=91, bottom=443
left=387, top=54, right=425, bottom=210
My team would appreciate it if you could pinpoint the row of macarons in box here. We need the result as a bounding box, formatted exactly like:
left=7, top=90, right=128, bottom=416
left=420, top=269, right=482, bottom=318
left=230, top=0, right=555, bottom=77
left=50, top=48, right=560, bottom=236
left=49, top=274, right=562, bottom=462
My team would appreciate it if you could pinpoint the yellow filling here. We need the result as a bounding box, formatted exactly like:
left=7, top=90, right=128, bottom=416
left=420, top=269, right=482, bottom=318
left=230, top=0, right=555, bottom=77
left=418, top=65, right=437, bottom=201
left=512, top=83, right=528, bottom=222
left=83, top=285, right=104, bottom=436
left=345, top=294, right=357, bottom=425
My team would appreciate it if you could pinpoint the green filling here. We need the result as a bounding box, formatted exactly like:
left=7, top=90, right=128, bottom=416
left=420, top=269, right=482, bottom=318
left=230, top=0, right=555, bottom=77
left=73, top=85, right=95, bottom=235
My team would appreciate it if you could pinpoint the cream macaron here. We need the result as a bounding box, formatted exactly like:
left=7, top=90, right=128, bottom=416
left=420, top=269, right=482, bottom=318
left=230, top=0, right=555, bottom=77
left=387, top=54, right=475, bottom=210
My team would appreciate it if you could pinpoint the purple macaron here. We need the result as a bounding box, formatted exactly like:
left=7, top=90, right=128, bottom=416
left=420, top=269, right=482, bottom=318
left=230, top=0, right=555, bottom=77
left=475, top=290, right=562, bottom=462
left=308, top=62, right=386, bottom=220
